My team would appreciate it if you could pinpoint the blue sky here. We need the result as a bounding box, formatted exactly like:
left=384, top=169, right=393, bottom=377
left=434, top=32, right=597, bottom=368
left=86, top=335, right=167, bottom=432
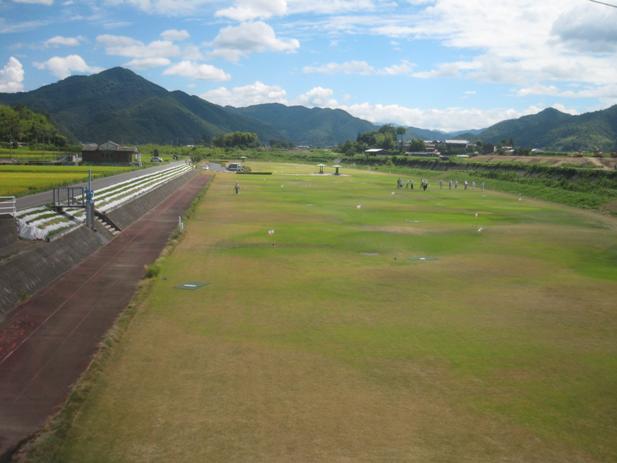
left=1, top=0, right=616, bottom=131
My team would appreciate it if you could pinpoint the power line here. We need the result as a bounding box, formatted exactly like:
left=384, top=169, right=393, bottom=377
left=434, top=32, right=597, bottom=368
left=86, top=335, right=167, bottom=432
left=587, top=0, right=617, bottom=8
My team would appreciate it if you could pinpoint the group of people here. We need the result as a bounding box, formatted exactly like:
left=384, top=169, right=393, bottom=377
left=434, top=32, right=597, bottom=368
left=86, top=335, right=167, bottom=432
left=396, top=178, right=430, bottom=191
left=397, top=178, right=486, bottom=192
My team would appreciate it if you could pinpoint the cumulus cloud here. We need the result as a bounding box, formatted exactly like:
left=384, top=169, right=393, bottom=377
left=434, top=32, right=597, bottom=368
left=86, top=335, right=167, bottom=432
left=0, top=57, right=24, bottom=92
left=210, top=22, right=299, bottom=61
left=44, top=35, right=82, bottom=47
left=163, top=61, right=230, bottom=81
left=303, top=60, right=414, bottom=76
left=552, top=5, right=617, bottom=52
left=339, top=103, right=551, bottom=132
left=201, top=81, right=287, bottom=106
left=104, top=0, right=213, bottom=15
left=288, top=0, right=377, bottom=15
left=216, top=0, right=287, bottom=21
left=297, top=86, right=338, bottom=107
left=160, top=29, right=190, bottom=41
left=12, top=0, right=53, bottom=4
left=97, top=34, right=180, bottom=59
left=126, top=57, right=171, bottom=69
left=34, top=54, right=102, bottom=79
left=291, top=0, right=617, bottom=93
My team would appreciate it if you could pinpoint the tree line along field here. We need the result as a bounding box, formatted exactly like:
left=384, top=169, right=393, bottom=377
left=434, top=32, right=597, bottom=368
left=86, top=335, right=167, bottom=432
left=0, top=165, right=134, bottom=196
left=27, top=163, right=617, bottom=462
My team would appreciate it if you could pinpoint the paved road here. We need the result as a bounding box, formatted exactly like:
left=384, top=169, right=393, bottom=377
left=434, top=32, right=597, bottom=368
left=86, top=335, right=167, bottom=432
left=15, top=162, right=185, bottom=211
left=0, top=172, right=211, bottom=458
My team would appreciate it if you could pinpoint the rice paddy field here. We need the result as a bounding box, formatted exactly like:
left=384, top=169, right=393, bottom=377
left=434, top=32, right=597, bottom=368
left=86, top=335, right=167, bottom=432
left=0, top=165, right=134, bottom=196
left=32, top=162, right=617, bottom=462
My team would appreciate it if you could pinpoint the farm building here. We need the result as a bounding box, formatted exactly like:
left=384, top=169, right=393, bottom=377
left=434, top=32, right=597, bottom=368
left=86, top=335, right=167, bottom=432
left=82, top=141, right=139, bottom=165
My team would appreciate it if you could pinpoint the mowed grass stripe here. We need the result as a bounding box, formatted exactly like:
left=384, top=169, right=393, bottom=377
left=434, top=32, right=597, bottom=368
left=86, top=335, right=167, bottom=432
left=37, top=162, right=617, bottom=462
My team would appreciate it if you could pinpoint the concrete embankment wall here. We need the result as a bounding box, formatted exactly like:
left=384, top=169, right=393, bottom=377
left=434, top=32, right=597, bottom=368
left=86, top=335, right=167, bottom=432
left=0, top=169, right=197, bottom=320
left=0, top=216, right=17, bottom=248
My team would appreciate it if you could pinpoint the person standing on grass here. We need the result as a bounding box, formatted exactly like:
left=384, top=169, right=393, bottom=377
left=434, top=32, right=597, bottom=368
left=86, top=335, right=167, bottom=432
left=234, top=183, right=240, bottom=195
left=464, top=180, right=468, bottom=190
left=448, top=180, right=452, bottom=190
left=439, top=180, right=443, bottom=189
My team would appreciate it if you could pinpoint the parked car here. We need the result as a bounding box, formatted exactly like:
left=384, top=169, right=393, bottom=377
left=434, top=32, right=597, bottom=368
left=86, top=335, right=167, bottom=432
left=226, top=162, right=242, bottom=172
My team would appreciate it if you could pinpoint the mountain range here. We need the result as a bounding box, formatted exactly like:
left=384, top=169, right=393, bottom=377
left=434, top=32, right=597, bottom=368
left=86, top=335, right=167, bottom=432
left=0, top=67, right=615, bottom=151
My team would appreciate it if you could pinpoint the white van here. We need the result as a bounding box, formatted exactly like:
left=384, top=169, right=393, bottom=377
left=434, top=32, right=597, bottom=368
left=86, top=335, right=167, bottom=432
left=226, top=162, right=242, bottom=172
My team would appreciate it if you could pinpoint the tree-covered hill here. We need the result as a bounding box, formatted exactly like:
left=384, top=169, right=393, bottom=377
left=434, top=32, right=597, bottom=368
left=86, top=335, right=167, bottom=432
left=228, top=103, right=376, bottom=147
left=1, top=67, right=615, bottom=151
left=0, top=67, right=282, bottom=145
left=0, top=104, right=67, bottom=147
left=479, top=106, right=617, bottom=151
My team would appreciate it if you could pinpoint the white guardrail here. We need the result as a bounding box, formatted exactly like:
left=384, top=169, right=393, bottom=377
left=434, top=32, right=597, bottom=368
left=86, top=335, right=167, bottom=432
left=0, top=196, right=16, bottom=217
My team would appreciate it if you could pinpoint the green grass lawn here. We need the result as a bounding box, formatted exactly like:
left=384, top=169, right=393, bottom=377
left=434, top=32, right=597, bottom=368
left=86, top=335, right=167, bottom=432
left=0, top=147, right=68, bottom=161
left=30, top=163, right=617, bottom=462
left=0, top=165, right=135, bottom=197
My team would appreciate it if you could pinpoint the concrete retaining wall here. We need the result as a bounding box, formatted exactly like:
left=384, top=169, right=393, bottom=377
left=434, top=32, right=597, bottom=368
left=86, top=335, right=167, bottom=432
left=0, top=169, right=197, bottom=320
left=0, top=226, right=108, bottom=318
left=0, top=216, right=17, bottom=249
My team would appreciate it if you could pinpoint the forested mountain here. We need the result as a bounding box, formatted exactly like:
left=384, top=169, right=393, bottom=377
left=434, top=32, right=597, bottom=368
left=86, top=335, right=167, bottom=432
left=0, top=68, right=376, bottom=146
left=0, top=67, right=615, bottom=151
left=228, top=103, right=375, bottom=147
left=0, top=67, right=281, bottom=145
left=478, top=107, right=617, bottom=151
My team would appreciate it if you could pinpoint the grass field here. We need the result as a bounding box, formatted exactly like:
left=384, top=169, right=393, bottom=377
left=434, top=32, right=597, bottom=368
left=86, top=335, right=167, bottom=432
left=30, top=163, right=617, bottom=462
left=0, top=165, right=134, bottom=196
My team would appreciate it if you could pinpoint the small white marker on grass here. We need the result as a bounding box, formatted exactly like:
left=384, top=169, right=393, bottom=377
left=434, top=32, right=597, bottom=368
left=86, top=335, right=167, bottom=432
left=477, top=227, right=484, bottom=233
left=356, top=204, right=362, bottom=209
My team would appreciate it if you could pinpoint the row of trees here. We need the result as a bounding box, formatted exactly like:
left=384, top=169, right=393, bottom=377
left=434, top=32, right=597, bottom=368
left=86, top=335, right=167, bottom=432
left=335, top=125, right=426, bottom=155
left=212, top=131, right=260, bottom=148
left=0, top=105, right=68, bottom=147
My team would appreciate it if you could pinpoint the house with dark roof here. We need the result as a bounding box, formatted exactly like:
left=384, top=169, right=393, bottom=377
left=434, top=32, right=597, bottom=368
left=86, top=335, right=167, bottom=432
left=81, top=141, right=139, bottom=165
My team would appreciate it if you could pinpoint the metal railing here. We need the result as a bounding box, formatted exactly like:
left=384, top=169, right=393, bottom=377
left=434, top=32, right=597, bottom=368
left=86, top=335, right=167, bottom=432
left=0, top=196, right=16, bottom=217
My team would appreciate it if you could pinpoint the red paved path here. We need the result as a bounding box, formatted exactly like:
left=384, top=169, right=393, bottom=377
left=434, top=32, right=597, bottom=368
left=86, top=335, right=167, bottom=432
left=0, top=173, right=210, bottom=457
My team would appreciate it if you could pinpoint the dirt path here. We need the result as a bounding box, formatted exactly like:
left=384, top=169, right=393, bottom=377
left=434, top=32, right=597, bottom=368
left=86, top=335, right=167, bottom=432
left=0, top=173, right=211, bottom=458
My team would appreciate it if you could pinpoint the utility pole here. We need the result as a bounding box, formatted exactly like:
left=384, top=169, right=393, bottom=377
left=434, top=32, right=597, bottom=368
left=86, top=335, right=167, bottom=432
left=86, top=169, right=94, bottom=230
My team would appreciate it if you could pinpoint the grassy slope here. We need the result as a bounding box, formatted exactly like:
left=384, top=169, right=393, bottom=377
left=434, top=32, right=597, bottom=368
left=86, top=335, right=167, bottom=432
left=32, top=163, right=617, bottom=462
left=0, top=165, right=134, bottom=196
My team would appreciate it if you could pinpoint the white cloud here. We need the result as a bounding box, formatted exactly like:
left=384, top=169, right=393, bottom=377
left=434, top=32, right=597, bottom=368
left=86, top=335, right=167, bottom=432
left=126, top=57, right=171, bottom=69
left=0, top=57, right=24, bottom=92
left=161, top=29, right=190, bottom=41
left=163, top=61, right=230, bottom=81
left=34, top=54, right=102, bottom=79
left=44, top=35, right=82, bottom=47
left=0, top=18, right=49, bottom=34
left=288, top=0, right=377, bottom=15
left=338, top=103, right=539, bottom=132
left=97, top=34, right=180, bottom=59
left=289, top=1, right=617, bottom=94
left=297, top=86, right=338, bottom=107
left=201, top=81, right=288, bottom=106
left=104, top=0, right=214, bottom=15
left=12, top=0, right=53, bottom=4
left=216, top=0, right=287, bottom=21
left=210, top=22, right=299, bottom=61
left=303, top=59, right=414, bottom=76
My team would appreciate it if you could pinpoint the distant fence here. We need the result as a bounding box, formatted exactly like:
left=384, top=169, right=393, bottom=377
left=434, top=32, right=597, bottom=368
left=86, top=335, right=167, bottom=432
left=0, top=196, right=16, bottom=217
